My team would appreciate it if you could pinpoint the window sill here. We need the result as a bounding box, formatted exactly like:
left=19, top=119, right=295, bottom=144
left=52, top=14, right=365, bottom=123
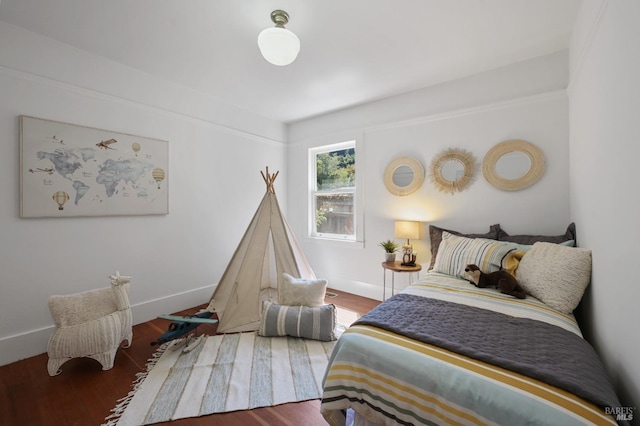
left=305, top=236, right=364, bottom=249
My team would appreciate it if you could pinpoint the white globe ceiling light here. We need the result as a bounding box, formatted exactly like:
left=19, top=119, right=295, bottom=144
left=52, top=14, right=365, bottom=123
left=257, top=10, right=300, bottom=66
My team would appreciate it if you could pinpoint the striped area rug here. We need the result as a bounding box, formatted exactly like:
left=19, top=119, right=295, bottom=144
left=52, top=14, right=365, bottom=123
left=103, top=332, right=336, bottom=426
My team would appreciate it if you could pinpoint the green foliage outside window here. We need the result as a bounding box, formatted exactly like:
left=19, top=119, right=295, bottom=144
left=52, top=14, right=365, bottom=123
left=315, top=207, right=327, bottom=227
left=312, top=144, right=356, bottom=238
left=316, top=148, right=355, bottom=190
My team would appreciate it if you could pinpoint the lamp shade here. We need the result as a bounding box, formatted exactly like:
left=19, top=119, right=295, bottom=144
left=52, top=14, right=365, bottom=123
left=394, top=220, right=420, bottom=240
left=258, top=26, right=300, bottom=66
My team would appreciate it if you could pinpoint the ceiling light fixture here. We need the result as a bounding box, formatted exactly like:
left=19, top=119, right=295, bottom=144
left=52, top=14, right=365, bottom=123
left=257, top=10, right=300, bottom=66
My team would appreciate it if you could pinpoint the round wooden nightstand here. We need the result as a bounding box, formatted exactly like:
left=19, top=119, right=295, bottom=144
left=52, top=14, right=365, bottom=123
left=381, top=261, right=422, bottom=300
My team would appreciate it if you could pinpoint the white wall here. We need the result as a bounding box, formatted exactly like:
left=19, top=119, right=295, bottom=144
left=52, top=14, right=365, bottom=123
left=0, top=22, right=288, bottom=365
left=569, top=0, right=639, bottom=413
left=5, top=8, right=636, bottom=414
left=287, top=54, right=572, bottom=301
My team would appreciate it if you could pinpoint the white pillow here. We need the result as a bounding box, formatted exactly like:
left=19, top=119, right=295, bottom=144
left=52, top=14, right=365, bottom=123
left=279, top=273, right=327, bottom=307
left=516, top=242, right=592, bottom=314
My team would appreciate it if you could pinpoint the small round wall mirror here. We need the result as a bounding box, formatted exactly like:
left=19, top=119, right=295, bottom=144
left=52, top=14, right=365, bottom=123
left=428, top=148, right=476, bottom=194
left=392, top=165, right=414, bottom=187
left=482, top=139, right=545, bottom=191
left=384, top=157, right=425, bottom=196
left=441, top=160, right=465, bottom=182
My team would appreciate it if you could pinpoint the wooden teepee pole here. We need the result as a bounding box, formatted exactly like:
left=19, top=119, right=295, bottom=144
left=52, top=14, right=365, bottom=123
left=261, top=166, right=279, bottom=194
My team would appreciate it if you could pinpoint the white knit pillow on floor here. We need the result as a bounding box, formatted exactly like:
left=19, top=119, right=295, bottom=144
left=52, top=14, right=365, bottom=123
left=279, top=273, right=327, bottom=307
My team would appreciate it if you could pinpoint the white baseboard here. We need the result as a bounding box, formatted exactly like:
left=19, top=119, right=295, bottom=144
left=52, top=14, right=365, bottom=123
left=0, top=326, right=54, bottom=369
left=131, top=285, right=215, bottom=325
left=0, top=284, right=216, bottom=368
left=0, top=278, right=386, bottom=367
left=325, top=276, right=385, bottom=302
left=324, top=270, right=424, bottom=302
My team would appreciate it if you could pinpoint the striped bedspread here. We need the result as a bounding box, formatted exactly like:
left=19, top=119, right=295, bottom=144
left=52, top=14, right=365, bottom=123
left=321, top=272, right=617, bottom=426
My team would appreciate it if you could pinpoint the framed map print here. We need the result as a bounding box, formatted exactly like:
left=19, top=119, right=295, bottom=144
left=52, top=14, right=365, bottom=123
left=20, top=116, right=168, bottom=218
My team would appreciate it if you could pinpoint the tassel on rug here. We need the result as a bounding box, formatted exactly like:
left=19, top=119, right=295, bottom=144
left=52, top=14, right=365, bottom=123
left=102, top=343, right=168, bottom=426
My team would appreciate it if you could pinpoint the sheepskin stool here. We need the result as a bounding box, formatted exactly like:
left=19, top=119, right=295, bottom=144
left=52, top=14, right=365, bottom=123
left=47, top=272, right=133, bottom=376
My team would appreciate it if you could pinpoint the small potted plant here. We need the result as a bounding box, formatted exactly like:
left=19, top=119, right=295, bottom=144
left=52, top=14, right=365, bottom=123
left=379, top=239, right=400, bottom=263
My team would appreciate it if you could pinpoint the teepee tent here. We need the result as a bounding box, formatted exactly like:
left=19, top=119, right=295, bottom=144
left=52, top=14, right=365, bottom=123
left=207, top=168, right=316, bottom=333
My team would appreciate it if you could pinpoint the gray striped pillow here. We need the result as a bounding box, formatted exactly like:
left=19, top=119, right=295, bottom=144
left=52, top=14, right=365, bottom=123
left=433, top=231, right=516, bottom=279
left=258, top=301, right=336, bottom=341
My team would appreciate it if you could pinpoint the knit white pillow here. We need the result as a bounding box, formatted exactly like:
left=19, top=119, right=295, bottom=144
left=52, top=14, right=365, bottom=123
left=516, top=242, right=592, bottom=314
left=279, top=273, right=327, bottom=307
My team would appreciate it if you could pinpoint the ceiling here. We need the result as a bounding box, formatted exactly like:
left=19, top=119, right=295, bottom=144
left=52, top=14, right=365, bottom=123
left=0, top=0, right=582, bottom=124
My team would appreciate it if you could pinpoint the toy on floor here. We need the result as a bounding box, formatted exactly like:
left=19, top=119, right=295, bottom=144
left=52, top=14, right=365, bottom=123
left=152, top=311, right=218, bottom=353
left=464, top=264, right=526, bottom=299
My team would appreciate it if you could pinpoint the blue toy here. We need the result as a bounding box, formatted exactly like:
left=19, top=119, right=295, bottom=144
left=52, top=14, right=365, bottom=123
left=151, top=311, right=218, bottom=351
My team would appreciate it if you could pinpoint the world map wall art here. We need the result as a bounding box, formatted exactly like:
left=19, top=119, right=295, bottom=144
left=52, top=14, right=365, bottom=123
left=20, top=116, right=168, bottom=218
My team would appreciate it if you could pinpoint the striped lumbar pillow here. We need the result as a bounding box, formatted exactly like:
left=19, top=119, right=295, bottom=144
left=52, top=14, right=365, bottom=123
left=433, top=231, right=516, bottom=280
left=258, top=301, right=336, bottom=341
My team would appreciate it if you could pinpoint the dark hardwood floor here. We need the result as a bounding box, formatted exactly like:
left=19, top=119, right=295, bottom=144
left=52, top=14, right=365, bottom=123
left=0, top=289, right=379, bottom=426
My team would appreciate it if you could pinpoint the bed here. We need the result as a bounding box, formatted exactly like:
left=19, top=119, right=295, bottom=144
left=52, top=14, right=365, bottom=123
left=321, top=224, right=624, bottom=426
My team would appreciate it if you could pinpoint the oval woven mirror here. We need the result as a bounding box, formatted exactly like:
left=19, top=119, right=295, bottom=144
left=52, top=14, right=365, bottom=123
left=482, top=139, right=545, bottom=191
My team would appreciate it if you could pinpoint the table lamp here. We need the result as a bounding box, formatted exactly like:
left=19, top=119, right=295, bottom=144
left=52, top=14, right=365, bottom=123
left=394, top=220, right=420, bottom=266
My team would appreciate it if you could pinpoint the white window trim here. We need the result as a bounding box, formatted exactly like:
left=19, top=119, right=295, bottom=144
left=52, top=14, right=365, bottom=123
left=307, top=135, right=364, bottom=245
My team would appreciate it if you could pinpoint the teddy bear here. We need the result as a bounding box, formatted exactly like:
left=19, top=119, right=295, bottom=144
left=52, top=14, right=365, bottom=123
left=464, top=264, right=526, bottom=299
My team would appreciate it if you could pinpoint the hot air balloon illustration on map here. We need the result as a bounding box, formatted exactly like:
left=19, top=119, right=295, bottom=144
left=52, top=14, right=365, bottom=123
left=52, top=191, right=70, bottom=210
left=152, top=168, right=165, bottom=189
left=131, top=142, right=141, bottom=156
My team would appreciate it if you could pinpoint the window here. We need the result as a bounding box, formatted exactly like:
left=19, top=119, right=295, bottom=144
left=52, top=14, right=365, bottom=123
left=309, top=141, right=356, bottom=240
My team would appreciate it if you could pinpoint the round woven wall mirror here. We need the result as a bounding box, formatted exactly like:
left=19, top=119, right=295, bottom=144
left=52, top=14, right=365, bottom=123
left=482, top=139, right=545, bottom=191
left=428, top=148, right=476, bottom=194
left=383, top=156, right=425, bottom=196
